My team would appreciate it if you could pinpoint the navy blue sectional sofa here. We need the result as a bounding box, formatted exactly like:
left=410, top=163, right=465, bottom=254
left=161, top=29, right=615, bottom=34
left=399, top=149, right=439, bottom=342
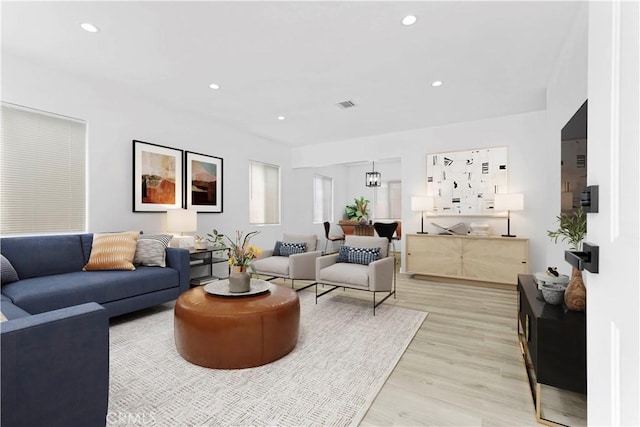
left=0, top=233, right=190, bottom=427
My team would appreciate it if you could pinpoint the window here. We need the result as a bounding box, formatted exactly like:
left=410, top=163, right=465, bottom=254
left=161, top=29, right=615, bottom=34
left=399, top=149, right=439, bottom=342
left=313, top=175, right=333, bottom=223
left=1, top=103, right=86, bottom=235
left=249, top=160, right=280, bottom=225
left=374, top=180, right=402, bottom=219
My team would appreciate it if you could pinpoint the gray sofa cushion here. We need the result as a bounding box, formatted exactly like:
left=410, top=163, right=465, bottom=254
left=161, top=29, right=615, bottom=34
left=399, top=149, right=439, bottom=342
left=0, top=294, right=30, bottom=320
left=1, top=255, right=19, bottom=285
left=318, top=263, right=369, bottom=288
left=1, top=235, right=86, bottom=279
left=251, top=256, right=290, bottom=276
left=2, top=267, right=179, bottom=315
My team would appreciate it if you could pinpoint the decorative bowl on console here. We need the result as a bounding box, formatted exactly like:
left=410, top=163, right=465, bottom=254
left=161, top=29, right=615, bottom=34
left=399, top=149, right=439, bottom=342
left=469, top=223, right=490, bottom=236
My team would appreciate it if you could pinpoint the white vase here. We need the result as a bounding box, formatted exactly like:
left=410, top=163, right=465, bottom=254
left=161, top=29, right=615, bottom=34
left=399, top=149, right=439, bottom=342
left=228, top=267, right=250, bottom=293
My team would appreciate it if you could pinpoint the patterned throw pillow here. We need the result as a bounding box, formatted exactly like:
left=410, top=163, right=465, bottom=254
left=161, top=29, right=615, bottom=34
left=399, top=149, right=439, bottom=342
left=279, top=242, right=307, bottom=257
left=337, top=246, right=380, bottom=265
left=1, top=254, right=19, bottom=284
left=273, top=241, right=283, bottom=256
left=83, top=231, right=140, bottom=271
left=134, top=234, right=173, bottom=267
left=337, top=245, right=351, bottom=263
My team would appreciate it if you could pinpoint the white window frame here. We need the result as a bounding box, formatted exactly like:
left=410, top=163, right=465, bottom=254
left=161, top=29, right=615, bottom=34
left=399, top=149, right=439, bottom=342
left=374, top=180, right=402, bottom=220
left=1, top=103, right=87, bottom=235
left=313, top=174, right=333, bottom=224
left=249, top=160, right=281, bottom=225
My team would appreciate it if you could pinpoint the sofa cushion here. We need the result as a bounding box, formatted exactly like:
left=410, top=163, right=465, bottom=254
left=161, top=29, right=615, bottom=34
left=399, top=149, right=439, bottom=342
left=344, top=235, right=388, bottom=258
left=1, top=255, right=19, bottom=284
left=1, top=267, right=179, bottom=314
left=0, top=294, right=30, bottom=320
left=283, top=233, right=317, bottom=252
left=317, top=263, right=369, bottom=288
left=134, top=234, right=173, bottom=267
left=251, top=256, right=290, bottom=276
left=337, top=246, right=380, bottom=265
left=83, top=231, right=140, bottom=271
left=272, top=241, right=283, bottom=256
left=1, top=234, right=86, bottom=279
left=279, top=242, right=306, bottom=257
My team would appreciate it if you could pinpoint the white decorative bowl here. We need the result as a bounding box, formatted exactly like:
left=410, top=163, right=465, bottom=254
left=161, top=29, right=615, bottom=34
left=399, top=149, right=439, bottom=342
left=469, top=223, right=490, bottom=235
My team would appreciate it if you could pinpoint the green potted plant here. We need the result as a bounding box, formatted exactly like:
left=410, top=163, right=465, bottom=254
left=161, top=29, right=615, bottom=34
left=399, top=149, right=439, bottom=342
left=547, top=207, right=586, bottom=250
left=547, top=207, right=586, bottom=311
left=345, top=197, right=370, bottom=222
left=206, top=229, right=226, bottom=248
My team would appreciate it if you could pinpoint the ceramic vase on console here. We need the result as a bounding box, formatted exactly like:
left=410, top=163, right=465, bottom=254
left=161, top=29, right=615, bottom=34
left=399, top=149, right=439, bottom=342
left=565, top=267, right=586, bottom=311
left=228, top=266, right=251, bottom=293
left=358, top=217, right=368, bottom=225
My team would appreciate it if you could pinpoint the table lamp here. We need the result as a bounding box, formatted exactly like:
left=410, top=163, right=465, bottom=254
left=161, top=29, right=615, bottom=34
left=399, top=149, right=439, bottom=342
left=411, top=196, right=434, bottom=234
left=166, top=209, right=197, bottom=248
left=494, top=193, right=524, bottom=237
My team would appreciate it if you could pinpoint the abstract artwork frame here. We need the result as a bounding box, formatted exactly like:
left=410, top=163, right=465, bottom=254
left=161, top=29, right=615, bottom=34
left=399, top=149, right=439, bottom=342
left=426, top=146, right=508, bottom=216
left=185, top=151, right=223, bottom=213
left=133, top=140, right=183, bottom=212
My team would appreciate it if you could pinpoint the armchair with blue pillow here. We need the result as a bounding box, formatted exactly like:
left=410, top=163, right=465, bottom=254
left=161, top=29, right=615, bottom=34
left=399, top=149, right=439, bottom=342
left=251, top=233, right=321, bottom=289
left=314, top=235, right=396, bottom=315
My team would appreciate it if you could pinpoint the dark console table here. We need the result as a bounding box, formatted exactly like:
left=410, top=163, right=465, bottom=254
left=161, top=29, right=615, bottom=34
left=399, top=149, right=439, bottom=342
left=517, top=274, right=586, bottom=426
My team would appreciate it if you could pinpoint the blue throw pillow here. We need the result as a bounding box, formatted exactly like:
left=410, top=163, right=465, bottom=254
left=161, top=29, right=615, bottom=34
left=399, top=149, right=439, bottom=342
left=336, top=246, right=380, bottom=265
left=1, top=254, right=19, bottom=284
left=337, top=245, right=351, bottom=263
left=279, top=242, right=306, bottom=257
left=273, top=241, right=283, bottom=256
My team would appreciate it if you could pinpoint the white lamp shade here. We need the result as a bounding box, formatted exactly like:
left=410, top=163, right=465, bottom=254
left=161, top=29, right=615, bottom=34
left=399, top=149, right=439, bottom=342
left=411, top=196, right=434, bottom=212
left=166, top=209, right=197, bottom=233
left=494, top=193, right=524, bottom=211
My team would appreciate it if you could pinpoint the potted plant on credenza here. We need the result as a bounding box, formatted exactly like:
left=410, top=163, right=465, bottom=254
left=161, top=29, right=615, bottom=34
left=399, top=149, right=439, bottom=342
left=547, top=207, right=587, bottom=311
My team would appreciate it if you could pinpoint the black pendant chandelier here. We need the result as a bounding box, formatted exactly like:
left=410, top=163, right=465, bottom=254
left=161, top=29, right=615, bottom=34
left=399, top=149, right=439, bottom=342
left=365, top=161, right=381, bottom=187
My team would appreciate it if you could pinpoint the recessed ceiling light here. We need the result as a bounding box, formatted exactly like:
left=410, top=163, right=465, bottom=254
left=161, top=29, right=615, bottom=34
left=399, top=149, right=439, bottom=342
left=80, top=22, right=100, bottom=33
left=209, top=83, right=220, bottom=90
left=431, top=80, right=443, bottom=87
left=277, top=116, right=285, bottom=121
left=402, top=15, right=417, bottom=26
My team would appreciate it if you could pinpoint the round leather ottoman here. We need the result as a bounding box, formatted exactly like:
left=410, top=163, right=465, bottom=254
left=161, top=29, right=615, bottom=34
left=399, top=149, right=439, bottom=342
left=174, top=283, right=300, bottom=369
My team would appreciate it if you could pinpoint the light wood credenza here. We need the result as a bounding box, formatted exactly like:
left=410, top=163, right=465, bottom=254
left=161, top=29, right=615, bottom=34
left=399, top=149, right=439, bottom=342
left=406, top=233, right=529, bottom=285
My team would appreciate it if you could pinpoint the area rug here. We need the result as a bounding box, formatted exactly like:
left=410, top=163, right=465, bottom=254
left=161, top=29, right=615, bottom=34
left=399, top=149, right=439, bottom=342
left=107, top=290, right=427, bottom=426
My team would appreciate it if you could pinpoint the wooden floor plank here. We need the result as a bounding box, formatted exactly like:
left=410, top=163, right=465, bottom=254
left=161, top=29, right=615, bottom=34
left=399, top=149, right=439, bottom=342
left=268, top=270, right=587, bottom=426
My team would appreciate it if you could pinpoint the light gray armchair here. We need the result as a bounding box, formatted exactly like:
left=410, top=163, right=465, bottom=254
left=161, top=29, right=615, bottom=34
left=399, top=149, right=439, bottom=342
left=251, top=233, right=321, bottom=289
left=314, top=235, right=396, bottom=315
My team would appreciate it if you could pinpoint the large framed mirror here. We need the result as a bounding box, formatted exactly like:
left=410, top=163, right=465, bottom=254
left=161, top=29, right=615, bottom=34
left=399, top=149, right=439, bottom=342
left=561, top=100, right=587, bottom=212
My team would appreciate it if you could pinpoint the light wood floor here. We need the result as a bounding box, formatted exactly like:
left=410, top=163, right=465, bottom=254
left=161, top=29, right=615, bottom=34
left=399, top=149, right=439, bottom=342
left=282, top=267, right=587, bottom=426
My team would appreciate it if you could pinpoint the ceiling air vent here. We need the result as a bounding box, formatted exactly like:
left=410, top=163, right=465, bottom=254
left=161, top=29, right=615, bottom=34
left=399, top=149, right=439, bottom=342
left=337, top=100, right=357, bottom=109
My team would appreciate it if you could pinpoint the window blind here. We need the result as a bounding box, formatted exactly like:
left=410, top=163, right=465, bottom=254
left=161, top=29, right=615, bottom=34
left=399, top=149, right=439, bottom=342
left=249, top=160, right=280, bottom=225
left=313, top=175, right=333, bottom=223
left=1, top=104, right=86, bottom=235
left=375, top=180, right=402, bottom=219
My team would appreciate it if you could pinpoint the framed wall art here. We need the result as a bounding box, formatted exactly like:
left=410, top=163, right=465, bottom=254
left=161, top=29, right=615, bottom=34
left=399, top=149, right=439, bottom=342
left=133, top=140, right=183, bottom=212
left=185, top=151, right=223, bottom=213
left=426, top=147, right=508, bottom=216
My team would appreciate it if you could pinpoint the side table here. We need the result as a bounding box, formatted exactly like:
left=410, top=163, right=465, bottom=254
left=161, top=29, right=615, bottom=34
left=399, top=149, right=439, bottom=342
left=189, top=247, right=229, bottom=287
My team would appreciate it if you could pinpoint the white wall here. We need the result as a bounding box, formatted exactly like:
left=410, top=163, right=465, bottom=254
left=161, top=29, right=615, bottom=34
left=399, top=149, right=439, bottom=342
left=1, top=53, right=294, bottom=251
left=292, top=111, right=551, bottom=274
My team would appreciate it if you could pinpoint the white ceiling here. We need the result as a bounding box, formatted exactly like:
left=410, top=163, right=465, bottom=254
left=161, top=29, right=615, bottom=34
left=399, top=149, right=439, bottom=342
left=2, top=1, right=582, bottom=147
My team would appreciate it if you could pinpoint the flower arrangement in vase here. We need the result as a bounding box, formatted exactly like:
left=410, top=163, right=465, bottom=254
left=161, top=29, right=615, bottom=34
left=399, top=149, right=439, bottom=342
left=547, top=207, right=587, bottom=311
left=225, top=230, right=262, bottom=293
